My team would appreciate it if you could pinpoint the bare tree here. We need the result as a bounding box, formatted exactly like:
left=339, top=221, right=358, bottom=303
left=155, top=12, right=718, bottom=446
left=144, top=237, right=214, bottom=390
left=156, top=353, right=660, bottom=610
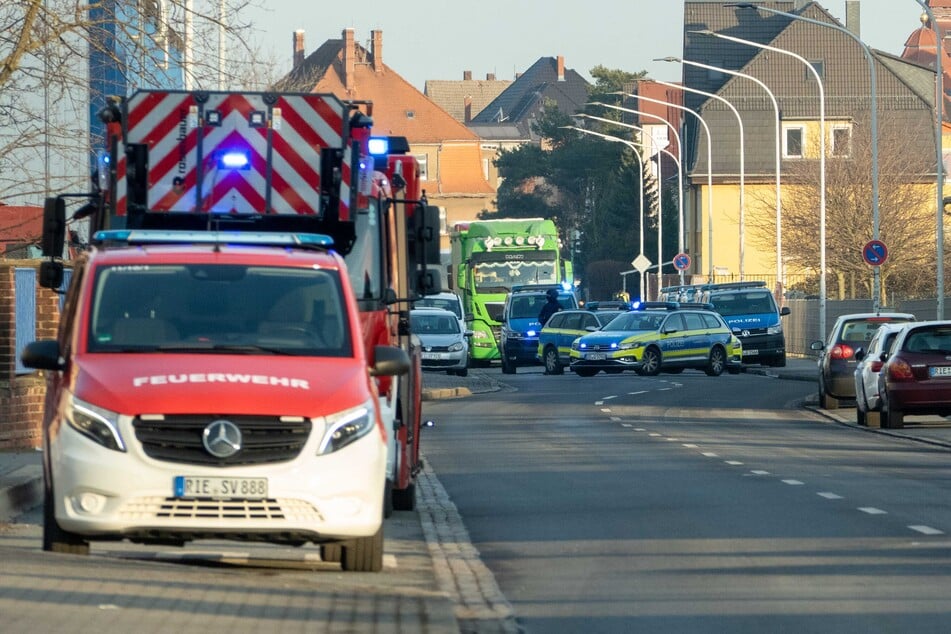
left=747, top=112, right=935, bottom=304
left=0, top=0, right=261, bottom=205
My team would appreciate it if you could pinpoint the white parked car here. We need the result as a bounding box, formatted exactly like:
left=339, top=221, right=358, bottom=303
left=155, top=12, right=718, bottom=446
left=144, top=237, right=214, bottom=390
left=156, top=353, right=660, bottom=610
left=411, top=308, right=471, bottom=376
left=853, top=322, right=909, bottom=426
left=413, top=292, right=466, bottom=333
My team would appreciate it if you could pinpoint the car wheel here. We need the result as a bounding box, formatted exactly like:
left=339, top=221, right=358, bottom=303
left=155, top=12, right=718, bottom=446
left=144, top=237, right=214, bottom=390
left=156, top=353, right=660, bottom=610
left=705, top=346, right=726, bottom=376
left=573, top=368, right=599, bottom=377
left=544, top=347, right=564, bottom=375
left=383, top=478, right=394, bottom=518
left=882, top=393, right=904, bottom=429
left=856, top=406, right=867, bottom=426
left=641, top=347, right=662, bottom=376
left=457, top=367, right=468, bottom=377
left=43, top=474, right=89, bottom=555
left=770, top=354, right=787, bottom=368
left=392, top=482, right=416, bottom=511
left=321, top=543, right=342, bottom=563
left=341, top=524, right=384, bottom=572
left=501, top=358, right=516, bottom=374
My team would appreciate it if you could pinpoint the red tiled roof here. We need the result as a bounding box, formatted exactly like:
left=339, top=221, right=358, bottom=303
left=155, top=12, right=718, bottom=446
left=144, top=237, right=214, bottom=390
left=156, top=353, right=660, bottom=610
left=0, top=205, right=42, bottom=244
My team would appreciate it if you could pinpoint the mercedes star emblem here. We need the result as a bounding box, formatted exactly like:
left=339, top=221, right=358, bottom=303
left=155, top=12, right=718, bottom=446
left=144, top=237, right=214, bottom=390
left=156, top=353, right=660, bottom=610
left=202, top=419, right=242, bottom=458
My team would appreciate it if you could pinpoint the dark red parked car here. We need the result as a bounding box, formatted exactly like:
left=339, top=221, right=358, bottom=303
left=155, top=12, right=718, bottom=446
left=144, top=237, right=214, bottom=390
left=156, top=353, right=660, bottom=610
left=879, top=321, right=951, bottom=429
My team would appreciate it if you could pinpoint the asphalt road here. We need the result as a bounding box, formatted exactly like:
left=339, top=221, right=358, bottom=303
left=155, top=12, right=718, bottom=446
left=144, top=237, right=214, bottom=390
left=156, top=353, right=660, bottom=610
left=423, top=366, right=951, bottom=633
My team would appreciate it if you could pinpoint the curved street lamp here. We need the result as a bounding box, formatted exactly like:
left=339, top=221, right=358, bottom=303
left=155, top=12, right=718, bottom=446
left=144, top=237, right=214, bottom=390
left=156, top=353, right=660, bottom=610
left=657, top=56, right=783, bottom=288
left=564, top=124, right=680, bottom=298
left=691, top=28, right=829, bottom=342
left=730, top=3, right=882, bottom=310
left=649, top=77, right=747, bottom=279
left=585, top=102, right=686, bottom=260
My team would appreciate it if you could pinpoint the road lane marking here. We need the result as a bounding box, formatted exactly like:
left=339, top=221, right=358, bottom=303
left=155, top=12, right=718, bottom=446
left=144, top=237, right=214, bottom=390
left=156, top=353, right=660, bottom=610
left=750, top=470, right=770, bottom=475
left=817, top=492, right=843, bottom=499
left=610, top=417, right=622, bottom=421
left=858, top=507, right=887, bottom=515
left=595, top=401, right=603, bottom=405
left=649, top=433, right=662, bottom=437
left=666, top=438, right=681, bottom=441
left=602, top=395, right=617, bottom=400
left=701, top=452, right=719, bottom=457
left=782, top=479, right=804, bottom=485
left=629, top=391, right=647, bottom=395
left=909, top=525, right=944, bottom=535
left=725, top=461, right=744, bottom=465
left=600, top=408, right=612, bottom=413
left=682, top=443, right=699, bottom=448
left=635, top=428, right=647, bottom=432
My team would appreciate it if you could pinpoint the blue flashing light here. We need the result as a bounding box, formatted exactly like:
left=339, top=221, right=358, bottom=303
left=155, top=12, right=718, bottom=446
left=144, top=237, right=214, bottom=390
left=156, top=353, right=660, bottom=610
left=561, top=281, right=572, bottom=291
left=526, top=329, right=537, bottom=337
left=93, top=229, right=334, bottom=249
left=218, top=150, right=251, bottom=170
left=367, top=137, right=389, bottom=156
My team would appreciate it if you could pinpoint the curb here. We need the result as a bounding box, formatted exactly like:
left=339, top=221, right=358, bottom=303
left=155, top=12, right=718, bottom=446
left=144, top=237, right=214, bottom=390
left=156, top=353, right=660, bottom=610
left=421, top=387, right=473, bottom=401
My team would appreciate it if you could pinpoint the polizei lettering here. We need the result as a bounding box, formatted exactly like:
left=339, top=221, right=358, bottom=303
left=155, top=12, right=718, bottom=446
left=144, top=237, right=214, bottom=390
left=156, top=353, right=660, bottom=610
left=133, top=374, right=311, bottom=389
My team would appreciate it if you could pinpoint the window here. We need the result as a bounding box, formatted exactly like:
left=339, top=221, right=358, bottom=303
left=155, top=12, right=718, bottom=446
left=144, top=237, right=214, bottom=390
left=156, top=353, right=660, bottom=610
left=832, top=125, right=852, bottom=157
left=783, top=126, right=804, bottom=158
left=414, top=154, right=428, bottom=181
left=807, top=60, right=824, bottom=81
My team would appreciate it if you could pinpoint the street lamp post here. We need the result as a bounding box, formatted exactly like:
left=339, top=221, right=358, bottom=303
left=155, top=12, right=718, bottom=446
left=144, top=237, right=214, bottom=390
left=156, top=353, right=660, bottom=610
left=565, top=124, right=680, bottom=298
left=657, top=56, right=783, bottom=290
left=613, top=92, right=717, bottom=280
left=692, top=28, right=828, bottom=341
left=731, top=3, right=882, bottom=310
left=586, top=103, right=687, bottom=262
left=650, top=77, right=747, bottom=279
left=915, top=0, right=946, bottom=319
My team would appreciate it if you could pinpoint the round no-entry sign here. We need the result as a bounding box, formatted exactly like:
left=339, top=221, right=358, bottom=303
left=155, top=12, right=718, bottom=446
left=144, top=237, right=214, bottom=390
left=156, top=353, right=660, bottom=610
left=673, top=253, right=691, bottom=271
left=862, top=240, right=888, bottom=266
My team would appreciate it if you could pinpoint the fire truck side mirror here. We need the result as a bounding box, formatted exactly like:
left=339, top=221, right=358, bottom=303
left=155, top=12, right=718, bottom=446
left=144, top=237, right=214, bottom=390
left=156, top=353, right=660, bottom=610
left=41, top=197, right=66, bottom=258
left=409, top=204, right=441, bottom=266
left=39, top=261, right=64, bottom=290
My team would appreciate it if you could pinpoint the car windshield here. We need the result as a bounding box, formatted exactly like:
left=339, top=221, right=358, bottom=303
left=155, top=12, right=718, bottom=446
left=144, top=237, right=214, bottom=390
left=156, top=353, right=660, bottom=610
left=88, top=264, right=351, bottom=356
left=602, top=312, right=664, bottom=332
left=411, top=313, right=460, bottom=335
left=904, top=327, right=951, bottom=354
left=840, top=318, right=913, bottom=344
left=508, top=295, right=547, bottom=319
left=708, top=290, right=776, bottom=317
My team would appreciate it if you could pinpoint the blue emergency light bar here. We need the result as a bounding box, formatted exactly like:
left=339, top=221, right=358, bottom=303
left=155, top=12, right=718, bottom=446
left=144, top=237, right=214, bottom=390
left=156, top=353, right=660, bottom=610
left=368, top=137, right=388, bottom=156
left=93, top=229, right=334, bottom=248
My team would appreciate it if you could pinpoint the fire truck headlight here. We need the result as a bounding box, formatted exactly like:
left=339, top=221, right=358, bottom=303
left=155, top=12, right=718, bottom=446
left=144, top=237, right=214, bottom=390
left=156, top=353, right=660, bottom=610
left=66, top=394, right=126, bottom=452
left=318, top=401, right=374, bottom=455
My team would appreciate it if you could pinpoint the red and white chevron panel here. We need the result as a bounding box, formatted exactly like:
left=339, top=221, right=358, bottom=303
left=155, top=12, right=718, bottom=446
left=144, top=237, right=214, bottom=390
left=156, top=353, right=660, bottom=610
left=115, top=91, right=349, bottom=218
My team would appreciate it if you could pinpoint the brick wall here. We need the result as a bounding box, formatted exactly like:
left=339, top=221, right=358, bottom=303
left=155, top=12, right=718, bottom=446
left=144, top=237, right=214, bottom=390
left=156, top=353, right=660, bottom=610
left=0, top=261, right=63, bottom=449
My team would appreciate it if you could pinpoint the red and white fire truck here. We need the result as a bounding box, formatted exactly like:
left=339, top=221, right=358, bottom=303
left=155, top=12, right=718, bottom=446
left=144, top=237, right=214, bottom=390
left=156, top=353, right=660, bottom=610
left=24, top=90, right=441, bottom=571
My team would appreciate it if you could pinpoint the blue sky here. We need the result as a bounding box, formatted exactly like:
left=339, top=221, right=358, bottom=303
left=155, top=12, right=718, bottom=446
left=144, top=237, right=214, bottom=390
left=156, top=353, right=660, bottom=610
left=249, top=1, right=929, bottom=90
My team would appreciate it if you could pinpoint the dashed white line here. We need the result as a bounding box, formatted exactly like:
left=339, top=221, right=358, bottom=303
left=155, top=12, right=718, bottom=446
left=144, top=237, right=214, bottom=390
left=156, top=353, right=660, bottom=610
left=725, top=460, right=744, bottom=466
left=782, top=479, right=805, bottom=486
left=600, top=408, right=612, bottom=413
left=602, top=395, right=617, bottom=401
left=634, top=428, right=647, bottom=432
left=610, top=417, right=622, bottom=421
left=750, top=470, right=770, bottom=475
left=682, top=443, right=699, bottom=448
left=648, top=433, right=662, bottom=437
left=621, top=423, right=632, bottom=427
left=658, top=388, right=672, bottom=391
left=858, top=507, right=888, bottom=515
left=817, top=492, right=843, bottom=500
left=665, top=438, right=681, bottom=441
left=629, top=391, right=648, bottom=396
left=909, top=525, right=944, bottom=535
left=594, top=401, right=604, bottom=406
left=701, top=452, right=719, bottom=457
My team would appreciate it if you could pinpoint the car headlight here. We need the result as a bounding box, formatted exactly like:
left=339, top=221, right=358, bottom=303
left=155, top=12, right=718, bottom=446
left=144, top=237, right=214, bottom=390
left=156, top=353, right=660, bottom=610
left=66, top=394, right=126, bottom=452
left=503, top=328, right=521, bottom=339
left=318, top=401, right=375, bottom=455
left=767, top=323, right=783, bottom=335
left=449, top=342, right=465, bottom=352
left=619, top=341, right=641, bottom=350
left=573, top=341, right=583, bottom=350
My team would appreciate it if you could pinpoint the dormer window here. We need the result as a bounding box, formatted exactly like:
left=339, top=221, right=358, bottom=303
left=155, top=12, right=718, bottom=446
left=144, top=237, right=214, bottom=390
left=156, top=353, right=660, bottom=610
left=405, top=110, right=415, bottom=119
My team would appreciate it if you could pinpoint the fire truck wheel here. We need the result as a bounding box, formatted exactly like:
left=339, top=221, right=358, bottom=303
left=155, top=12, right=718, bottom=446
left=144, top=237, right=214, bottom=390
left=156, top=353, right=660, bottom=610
left=320, top=543, right=342, bottom=563
left=392, top=482, right=416, bottom=511
left=342, top=525, right=384, bottom=572
left=43, top=476, right=89, bottom=555
left=383, top=478, right=394, bottom=518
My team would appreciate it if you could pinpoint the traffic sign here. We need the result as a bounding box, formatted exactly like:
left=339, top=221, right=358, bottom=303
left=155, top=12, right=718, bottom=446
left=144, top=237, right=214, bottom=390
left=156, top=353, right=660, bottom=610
left=673, top=252, right=691, bottom=271
left=862, top=239, right=888, bottom=266
left=631, top=254, right=652, bottom=273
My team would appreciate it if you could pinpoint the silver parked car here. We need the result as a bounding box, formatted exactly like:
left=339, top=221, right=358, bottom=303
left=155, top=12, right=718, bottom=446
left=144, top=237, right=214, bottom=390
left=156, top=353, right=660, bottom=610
left=853, top=322, right=909, bottom=426
left=411, top=308, right=471, bottom=376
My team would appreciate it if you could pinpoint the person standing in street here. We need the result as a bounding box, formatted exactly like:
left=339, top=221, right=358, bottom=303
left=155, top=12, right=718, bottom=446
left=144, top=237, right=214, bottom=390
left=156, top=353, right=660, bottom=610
left=538, top=288, right=562, bottom=326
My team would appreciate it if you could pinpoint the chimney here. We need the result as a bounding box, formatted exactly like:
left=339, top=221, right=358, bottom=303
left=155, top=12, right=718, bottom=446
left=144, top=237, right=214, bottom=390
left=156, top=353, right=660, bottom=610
left=463, top=70, right=472, bottom=80
left=486, top=73, right=495, bottom=81
left=371, top=30, right=383, bottom=72
left=293, top=30, right=305, bottom=69
left=464, top=96, right=472, bottom=123
left=557, top=55, right=565, bottom=81
left=343, top=28, right=355, bottom=91
left=845, top=0, right=860, bottom=37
